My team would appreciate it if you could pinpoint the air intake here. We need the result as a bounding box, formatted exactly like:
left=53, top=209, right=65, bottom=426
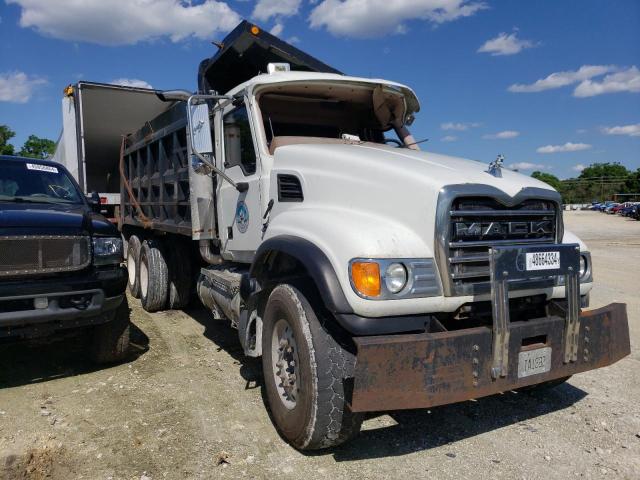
left=277, top=174, right=304, bottom=202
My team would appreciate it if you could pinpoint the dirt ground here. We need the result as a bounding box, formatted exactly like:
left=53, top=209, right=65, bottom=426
left=1, top=210, right=639, bottom=480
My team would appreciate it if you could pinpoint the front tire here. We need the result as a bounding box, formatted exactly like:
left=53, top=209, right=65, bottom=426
left=90, top=297, right=131, bottom=364
left=139, top=239, right=169, bottom=312
left=262, top=284, right=363, bottom=450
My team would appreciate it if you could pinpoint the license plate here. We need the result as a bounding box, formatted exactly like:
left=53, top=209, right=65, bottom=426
left=525, top=251, right=560, bottom=271
left=518, top=347, right=552, bottom=378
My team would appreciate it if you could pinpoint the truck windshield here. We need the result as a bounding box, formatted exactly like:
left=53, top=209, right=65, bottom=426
left=0, top=161, right=84, bottom=204
left=258, top=83, right=411, bottom=152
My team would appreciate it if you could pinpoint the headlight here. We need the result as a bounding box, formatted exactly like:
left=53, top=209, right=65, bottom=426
left=384, top=263, right=408, bottom=293
left=579, top=255, right=586, bottom=277
left=350, top=258, right=441, bottom=299
left=93, top=237, right=123, bottom=265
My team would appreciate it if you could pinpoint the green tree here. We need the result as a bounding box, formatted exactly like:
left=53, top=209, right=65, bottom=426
left=531, top=171, right=562, bottom=191
left=579, top=162, right=629, bottom=179
left=0, top=125, right=16, bottom=156
left=18, top=134, right=56, bottom=160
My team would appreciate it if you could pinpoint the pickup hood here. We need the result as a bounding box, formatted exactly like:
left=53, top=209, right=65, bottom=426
left=0, top=203, right=117, bottom=236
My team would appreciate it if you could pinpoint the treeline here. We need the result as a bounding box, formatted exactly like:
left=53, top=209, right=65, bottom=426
left=1, top=124, right=56, bottom=160
left=531, top=163, right=640, bottom=203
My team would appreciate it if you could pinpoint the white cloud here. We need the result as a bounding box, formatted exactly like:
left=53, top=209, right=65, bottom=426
left=483, top=130, right=520, bottom=139
left=309, top=0, right=487, bottom=38
left=287, top=36, right=300, bottom=44
left=478, top=32, right=535, bottom=56
left=441, top=135, right=458, bottom=142
left=509, top=162, right=546, bottom=171
left=253, top=0, right=301, bottom=21
left=601, top=123, right=640, bottom=137
left=6, top=0, right=241, bottom=46
left=537, top=142, right=592, bottom=154
left=110, top=78, right=153, bottom=89
left=574, top=66, right=640, bottom=97
left=270, top=23, right=284, bottom=37
left=573, top=164, right=586, bottom=172
left=0, top=71, right=47, bottom=103
left=440, top=121, right=480, bottom=131
left=508, top=65, right=616, bottom=93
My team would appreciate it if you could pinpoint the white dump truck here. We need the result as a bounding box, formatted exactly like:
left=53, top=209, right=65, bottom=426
left=53, top=21, right=630, bottom=450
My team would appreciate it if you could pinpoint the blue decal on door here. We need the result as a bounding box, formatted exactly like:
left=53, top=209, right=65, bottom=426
left=235, top=201, right=249, bottom=233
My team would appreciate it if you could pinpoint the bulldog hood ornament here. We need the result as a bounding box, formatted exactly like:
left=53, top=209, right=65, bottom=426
left=486, top=154, right=505, bottom=178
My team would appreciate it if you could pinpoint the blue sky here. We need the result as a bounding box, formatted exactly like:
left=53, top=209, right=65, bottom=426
left=0, top=0, right=638, bottom=179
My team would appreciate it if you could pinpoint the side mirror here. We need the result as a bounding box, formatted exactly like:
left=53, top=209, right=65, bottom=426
left=88, top=191, right=101, bottom=212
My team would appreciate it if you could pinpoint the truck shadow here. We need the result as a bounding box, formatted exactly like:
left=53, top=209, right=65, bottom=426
left=0, top=322, right=149, bottom=389
left=328, top=383, right=587, bottom=461
left=183, top=304, right=588, bottom=460
left=182, top=305, right=264, bottom=388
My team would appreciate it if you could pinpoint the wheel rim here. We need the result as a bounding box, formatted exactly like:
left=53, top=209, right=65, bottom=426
left=127, top=251, right=136, bottom=286
left=271, top=318, right=300, bottom=410
left=140, top=258, right=149, bottom=298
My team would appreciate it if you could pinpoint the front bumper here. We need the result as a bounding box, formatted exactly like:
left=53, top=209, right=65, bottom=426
left=0, top=266, right=127, bottom=338
left=350, top=302, right=630, bottom=412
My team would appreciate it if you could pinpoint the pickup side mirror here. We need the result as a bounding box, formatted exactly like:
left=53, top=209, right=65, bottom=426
left=88, top=191, right=101, bottom=212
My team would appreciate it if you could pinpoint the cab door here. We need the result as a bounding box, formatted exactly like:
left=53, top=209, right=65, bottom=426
left=215, top=100, right=263, bottom=262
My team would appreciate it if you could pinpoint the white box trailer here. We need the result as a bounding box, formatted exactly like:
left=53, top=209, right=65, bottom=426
left=52, top=82, right=174, bottom=218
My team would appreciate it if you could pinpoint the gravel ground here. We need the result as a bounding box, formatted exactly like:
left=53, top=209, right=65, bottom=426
left=1, top=210, right=639, bottom=479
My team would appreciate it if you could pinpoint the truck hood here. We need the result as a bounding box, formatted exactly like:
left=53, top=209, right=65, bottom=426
left=0, top=203, right=117, bottom=236
left=269, top=142, right=559, bottom=260
left=273, top=142, right=554, bottom=198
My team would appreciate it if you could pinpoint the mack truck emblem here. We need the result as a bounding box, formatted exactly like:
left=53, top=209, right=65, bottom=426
left=455, top=220, right=554, bottom=238
left=486, top=154, right=505, bottom=178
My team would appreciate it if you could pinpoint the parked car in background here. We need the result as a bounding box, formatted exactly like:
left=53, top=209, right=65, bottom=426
left=604, top=203, right=620, bottom=214
left=0, top=155, right=130, bottom=363
left=618, top=203, right=639, bottom=216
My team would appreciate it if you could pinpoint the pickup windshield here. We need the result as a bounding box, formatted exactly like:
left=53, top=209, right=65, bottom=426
left=0, top=161, right=84, bottom=204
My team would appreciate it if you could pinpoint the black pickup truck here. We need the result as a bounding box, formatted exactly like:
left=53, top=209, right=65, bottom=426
left=0, top=155, right=129, bottom=362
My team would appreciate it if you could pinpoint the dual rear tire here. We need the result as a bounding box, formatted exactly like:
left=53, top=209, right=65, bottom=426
left=126, top=235, right=191, bottom=312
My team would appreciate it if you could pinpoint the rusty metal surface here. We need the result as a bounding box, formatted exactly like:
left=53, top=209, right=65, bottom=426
left=350, top=302, right=630, bottom=413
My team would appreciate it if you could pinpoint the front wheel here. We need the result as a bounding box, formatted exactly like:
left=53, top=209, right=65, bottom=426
left=90, top=297, right=131, bottom=364
left=262, top=284, right=363, bottom=450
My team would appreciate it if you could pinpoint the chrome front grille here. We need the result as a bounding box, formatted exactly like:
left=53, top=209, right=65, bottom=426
left=446, top=197, right=560, bottom=295
left=0, top=235, right=91, bottom=277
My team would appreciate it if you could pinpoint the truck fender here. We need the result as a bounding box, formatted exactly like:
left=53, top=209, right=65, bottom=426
left=248, top=235, right=353, bottom=315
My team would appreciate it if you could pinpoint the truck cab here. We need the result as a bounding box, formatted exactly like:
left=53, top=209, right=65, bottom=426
left=0, top=156, right=130, bottom=363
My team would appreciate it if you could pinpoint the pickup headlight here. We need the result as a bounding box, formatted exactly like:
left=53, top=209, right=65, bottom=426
left=350, top=258, right=441, bottom=300
left=93, top=237, right=123, bottom=265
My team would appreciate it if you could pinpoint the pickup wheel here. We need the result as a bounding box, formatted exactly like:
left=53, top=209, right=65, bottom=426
left=90, top=297, right=131, bottom=364
left=126, top=235, right=142, bottom=298
left=168, top=241, right=192, bottom=309
left=140, top=239, right=169, bottom=312
left=262, top=284, right=363, bottom=450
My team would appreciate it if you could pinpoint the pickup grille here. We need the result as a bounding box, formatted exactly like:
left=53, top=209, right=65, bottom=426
left=447, top=198, right=558, bottom=295
left=0, top=235, right=91, bottom=277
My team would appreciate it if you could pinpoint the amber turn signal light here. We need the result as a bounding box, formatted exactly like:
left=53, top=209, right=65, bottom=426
left=351, top=261, right=381, bottom=297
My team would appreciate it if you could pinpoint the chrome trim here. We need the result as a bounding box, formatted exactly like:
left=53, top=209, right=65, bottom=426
left=450, top=209, right=556, bottom=217
left=434, top=185, right=563, bottom=297
left=349, top=258, right=442, bottom=300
